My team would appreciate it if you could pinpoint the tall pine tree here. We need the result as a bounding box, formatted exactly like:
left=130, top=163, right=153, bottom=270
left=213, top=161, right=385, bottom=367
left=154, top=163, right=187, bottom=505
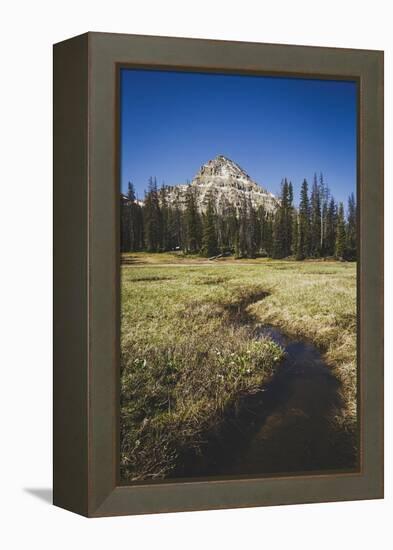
left=144, top=177, right=162, bottom=252
left=159, top=185, right=170, bottom=251
left=201, top=194, right=218, bottom=257
left=310, top=174, right=322, bottom=257
left=273, top=179, right=292, bottom=258
left=325, top=197, right=337, bottom=256
left=291, top=210, right=299, bottom=257
left=318, top=173, right=330, bottom=253
left=346, top=193, right=357, bottom=260
left=296, top=179, right=311, bottom=260
left=184, top=186, right=201, bottom=253
left=335, top=202, right=346, bottom=259
left=120, top=182, right=144, bottom=252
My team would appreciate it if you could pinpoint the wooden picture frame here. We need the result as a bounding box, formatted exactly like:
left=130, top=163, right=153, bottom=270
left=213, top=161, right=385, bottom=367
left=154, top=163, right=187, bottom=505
left=53, top=32, right=383, bottom=517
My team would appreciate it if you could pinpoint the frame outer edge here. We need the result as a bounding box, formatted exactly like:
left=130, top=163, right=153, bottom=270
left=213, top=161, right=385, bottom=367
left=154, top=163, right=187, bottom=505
left=359, top=50, right=384, bottom=499
left=83, top=33, right=384, bottom=516
left=53, top=33, right=90, bottom=517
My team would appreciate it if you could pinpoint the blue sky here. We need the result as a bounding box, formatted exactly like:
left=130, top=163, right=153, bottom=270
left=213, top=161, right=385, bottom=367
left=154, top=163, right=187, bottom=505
left=120, top=68, right=357, bottom=206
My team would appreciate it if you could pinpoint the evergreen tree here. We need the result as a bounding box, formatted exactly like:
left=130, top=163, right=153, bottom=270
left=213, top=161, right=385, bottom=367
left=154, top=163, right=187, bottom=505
left=201, top=195, right=218, bottom=257
left=291, top=210, right=299, bottom=257
left=129, top=201, right=144, bottom=251
left=321, top=200, right=328, bottom=256
left=288, top=180, right=294, bottom=206
left=236, top=197, right=248, bottom=258
left=257, top=205, right=270, bottom=256
left=273, top=179, right=292, bottom=258
left=310, top=174, right=322, bottom=256
left=120, top=198, right=131, bottom=252
left=120, top=182, right=144, bottom=252
left=319, top=173, right=330, bottom=253
left=245, top=199, right=257, bottom=258
left=272, top=211, right=284, bottom=258
left=184, top=186, right=201, bottom=253
left=345, top=193, right=357, bottom=260
left=264, top=213, right=274, bottom=257
left=325, top=197, right=337, bottom=256
left=224, top=204, right=238, bottom=254
left=287, top=181, right=294, bottom=254
left=144, top=177, right=162, bottom=252
left=335, top=202, right=346, bottom=259
left=172, top=203, right=183, bottom=250
left=159, top=185, right=170, bottom=251
left=297, top=179, right=311, bottom=260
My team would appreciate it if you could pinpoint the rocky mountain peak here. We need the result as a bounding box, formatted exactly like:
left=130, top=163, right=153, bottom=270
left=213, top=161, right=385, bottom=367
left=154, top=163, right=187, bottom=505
left=146, top=156, right=278, bottom=214
left=187, top=155, right=277, bottom=213
left=195, top=155, right=250, bottom=180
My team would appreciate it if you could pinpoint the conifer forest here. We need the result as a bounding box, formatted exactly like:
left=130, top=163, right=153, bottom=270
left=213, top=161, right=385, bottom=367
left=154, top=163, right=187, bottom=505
left=120, top=175, right=357, bottom=261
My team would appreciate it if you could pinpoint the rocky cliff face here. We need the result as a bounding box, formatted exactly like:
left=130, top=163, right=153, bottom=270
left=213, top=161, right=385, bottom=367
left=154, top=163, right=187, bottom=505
left=166, top=155, right=277, bottom=213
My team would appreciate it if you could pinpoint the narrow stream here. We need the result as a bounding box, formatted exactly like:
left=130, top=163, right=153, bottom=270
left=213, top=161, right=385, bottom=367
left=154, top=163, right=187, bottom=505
left=175, top=325, right=357, bottom=478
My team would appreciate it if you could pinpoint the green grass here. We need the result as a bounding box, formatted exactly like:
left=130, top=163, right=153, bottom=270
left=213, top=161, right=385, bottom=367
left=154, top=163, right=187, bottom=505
left=120, top=257, right=357, bottom=481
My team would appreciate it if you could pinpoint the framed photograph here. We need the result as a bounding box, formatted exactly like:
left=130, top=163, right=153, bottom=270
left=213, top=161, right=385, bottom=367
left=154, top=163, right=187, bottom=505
left=53, top=32, right=383, bottom=517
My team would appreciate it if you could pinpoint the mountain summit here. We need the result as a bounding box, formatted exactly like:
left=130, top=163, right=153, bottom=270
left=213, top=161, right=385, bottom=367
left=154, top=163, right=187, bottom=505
left=195, top=155, right=251, bottom=180
left=167, top=155, right=277, bottom=213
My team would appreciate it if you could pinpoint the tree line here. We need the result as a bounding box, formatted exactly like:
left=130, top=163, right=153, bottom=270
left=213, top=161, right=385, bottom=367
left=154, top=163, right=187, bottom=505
left=121, top=175, right=357, bottom=260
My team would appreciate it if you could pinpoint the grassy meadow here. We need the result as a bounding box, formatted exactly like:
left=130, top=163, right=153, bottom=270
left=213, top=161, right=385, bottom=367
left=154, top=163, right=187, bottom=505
left=120, top=252, right=357, bottom=481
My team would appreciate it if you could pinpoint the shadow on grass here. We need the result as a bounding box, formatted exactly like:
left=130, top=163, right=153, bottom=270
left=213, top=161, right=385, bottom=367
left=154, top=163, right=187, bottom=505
left=132, top=276, right=173, bottom=282
left=121, top=255, right=144, bottom=265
